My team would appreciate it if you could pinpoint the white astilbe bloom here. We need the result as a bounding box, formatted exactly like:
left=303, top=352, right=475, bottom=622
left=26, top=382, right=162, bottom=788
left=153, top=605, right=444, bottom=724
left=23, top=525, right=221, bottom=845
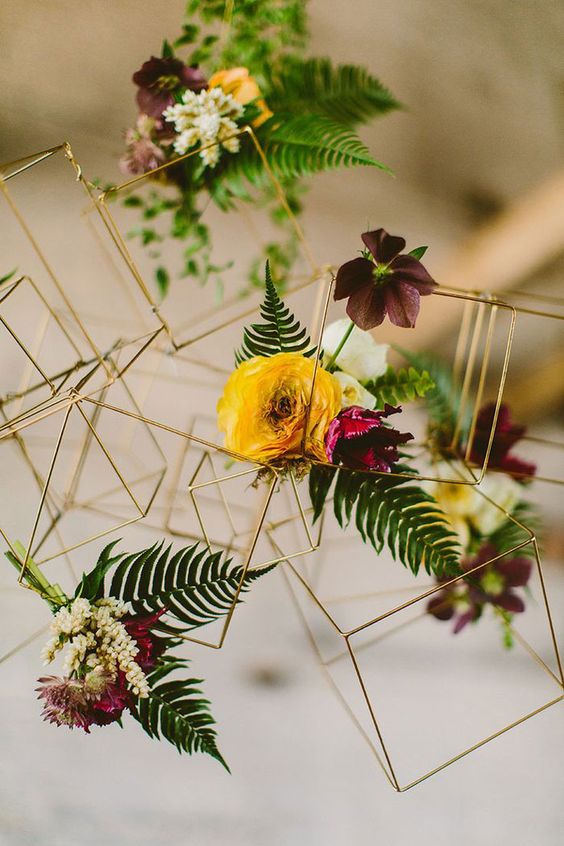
left=163, top=88, right=244, bottom=167
left=41, top=596, right=149, bottom=698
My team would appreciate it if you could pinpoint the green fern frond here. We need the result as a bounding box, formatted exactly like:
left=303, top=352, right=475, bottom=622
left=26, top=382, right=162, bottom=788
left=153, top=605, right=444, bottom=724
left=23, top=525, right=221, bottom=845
left=308, top=464, right=337, bottom=523
left=365, top=366, right=435, bottom=407
left=222, top=115, right=389, bottom=189
left=310, top=466, right=460, bottom=576
left=236, top=261, right=315, bottom=363
left=106, top=541, right=274, bottom=631
left=395, top=347, right=469, bottom=442
left=266, top=57, right=400, bottom=126
left=131, top=656, right=228, bottom=768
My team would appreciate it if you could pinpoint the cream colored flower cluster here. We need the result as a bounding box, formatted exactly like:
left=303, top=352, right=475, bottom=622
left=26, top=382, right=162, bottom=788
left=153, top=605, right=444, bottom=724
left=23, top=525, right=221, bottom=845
left=42, top=597, right=149, bottom=698
left=163, top=88, right=244, bottom=167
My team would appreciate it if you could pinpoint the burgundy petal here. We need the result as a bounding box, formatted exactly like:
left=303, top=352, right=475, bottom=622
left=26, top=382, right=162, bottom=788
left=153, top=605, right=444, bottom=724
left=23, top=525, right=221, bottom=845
left=136, top=87, right=174, bottom=118
left=493, top=592, right=525, bottom=613
left=453, top=608, right=477, bottom=633
left=496, top=557, right=532, bottom=588
left=498, top=454, right=537, bottom=480
left=346, top=285, right=386, bottom=330
left=383, top=281, right=420, bottom=328
left=390, top=255, right=437, bottom=293
left=334, top=257, right=373, bottom=300
left=362, top=229, right=405, bottom=264
left=427, top=593, right=455, bottom=621
left=180, top=65, right=208, bottom=92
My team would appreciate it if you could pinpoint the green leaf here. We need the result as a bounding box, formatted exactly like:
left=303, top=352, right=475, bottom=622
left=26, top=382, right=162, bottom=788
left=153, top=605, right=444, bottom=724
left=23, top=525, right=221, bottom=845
left=123, top=196, right=144, bottom=208
left=308, top=464, right=337, bottom=523
left=394, top=348, right=468, bottom=442
left=107, top=541, right=275, bottom=631
left=487, top=501, right=541, bottom=558
left=155, top=266, right=170, bottom=297
left=331, top=469, right=461, bottom=576
left=161, top=39, right=175, bottom=58
left=365, top=366, right=435, bottom=407
left=235, top=260, right=315, bottom=363
left=408, top=246, right=428, bottom=260
left=74, top=539, right=122, bottom=602
left=266, top=57, right=400, bottom=126
left=0, top=268, right=17, bottom=285
left=131, top=656, right=228, bottom=768
left=222, top=115, right=389, bottom=189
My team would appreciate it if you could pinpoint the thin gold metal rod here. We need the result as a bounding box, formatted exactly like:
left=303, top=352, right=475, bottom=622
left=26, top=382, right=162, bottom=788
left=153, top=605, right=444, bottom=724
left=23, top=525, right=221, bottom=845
left=0, top=313, right=56, bottom=392
left=398, top=695, right=564, bottom=792
left=0, top=145, right=63, bottom=180
left=21, top=404, right=73, bottom=584
left=279, top=564, right=398, bottom=790
left=0, top=623, right=51, bottom=666
left=345, top=637, right=402, bottom=791
left=0, top=174, right=112, bottom=377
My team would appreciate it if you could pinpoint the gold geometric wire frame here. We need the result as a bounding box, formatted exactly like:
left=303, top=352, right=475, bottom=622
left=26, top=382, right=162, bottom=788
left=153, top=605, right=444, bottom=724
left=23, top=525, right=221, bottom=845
left=1, top=365, right=167, bottom=584
left=304, top=272, right=519, bottom=487
left=270, top=483, right=563, bottom=791
left=451, top=284, right=564, bottom=485
left=94, top=125, right=322, bottom=355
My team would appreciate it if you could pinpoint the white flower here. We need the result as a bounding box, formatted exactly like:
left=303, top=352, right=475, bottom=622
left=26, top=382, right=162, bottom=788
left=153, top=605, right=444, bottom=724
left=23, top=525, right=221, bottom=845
left=322, top=318, right=388, bottom=384
left=163, top=88, right=244, bottom=167
left=425, top=462, right=521, bottom=547
left=333, top=371, right=376, bottom=409
left=40, top=596, right=149, bottom=698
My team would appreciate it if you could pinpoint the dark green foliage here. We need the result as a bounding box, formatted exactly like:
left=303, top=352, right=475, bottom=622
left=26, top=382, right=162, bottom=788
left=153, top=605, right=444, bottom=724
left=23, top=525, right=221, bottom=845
left=0, top=269, right=17, bottom=286
left=266, top=58, right=400, bottom=126
left=104, top=541, right=274, bottom=631
left=308, top=464, right=337, bottom=523
left=131, top=655, right=228, bottom=768
left=224, top=115, right=388, bottom=187
left=236, top=261, right=314, bottom=363
left=365, top=366, right=435, bottom=408
left=74, top=539, right=122, bottom=602
left=487, top=501, right=541, bottom=559
left=395, top=347, right=469, bottom=442
left=308, top=464, right=461, bottom=577
left=184, top=0, right=308, bottom=73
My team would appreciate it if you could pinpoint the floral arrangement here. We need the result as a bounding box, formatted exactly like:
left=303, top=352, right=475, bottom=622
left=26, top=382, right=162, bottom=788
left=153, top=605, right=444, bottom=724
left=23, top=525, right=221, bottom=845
left=6, top=539, right=272, bottom=766
left=115, top=0, right=398, bottom=296
left=217, top=228, right=540, bottom=644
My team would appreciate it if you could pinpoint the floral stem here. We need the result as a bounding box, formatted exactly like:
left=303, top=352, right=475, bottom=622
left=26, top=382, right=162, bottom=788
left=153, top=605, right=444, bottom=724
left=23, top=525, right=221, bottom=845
left=6, top=541, right=67, bottom=608
left=325, top=320, right=355, bottom=372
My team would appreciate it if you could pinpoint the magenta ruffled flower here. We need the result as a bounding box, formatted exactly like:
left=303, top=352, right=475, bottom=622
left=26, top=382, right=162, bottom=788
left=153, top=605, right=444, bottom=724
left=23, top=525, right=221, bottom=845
left=334, top=229, right=437, bottom=329
left=427, top=544, right=533, bottom=633
left=122, top=609, right=166, bottom=671
left=469, top=402, right=536, bottom=481
left=133, top=56, right=208, bottom=117
left=324, top=404, right=413, bottom=472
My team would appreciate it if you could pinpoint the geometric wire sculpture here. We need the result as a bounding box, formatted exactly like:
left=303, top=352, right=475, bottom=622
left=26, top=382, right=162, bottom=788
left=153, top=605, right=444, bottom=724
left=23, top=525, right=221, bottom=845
left=274, top=485, right=563, bottom=791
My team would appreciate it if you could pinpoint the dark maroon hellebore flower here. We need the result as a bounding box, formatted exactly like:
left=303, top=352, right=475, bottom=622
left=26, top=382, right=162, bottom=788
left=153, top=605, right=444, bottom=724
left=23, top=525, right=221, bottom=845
left=427, top=543, right=532, bottom=634
left=133, top=56, right=208, bottom=117
left=324, top=404, right=413, bottom=472
left=468, top=402, right=536, bottom=481
left=334, top=229, right=437, bottom=330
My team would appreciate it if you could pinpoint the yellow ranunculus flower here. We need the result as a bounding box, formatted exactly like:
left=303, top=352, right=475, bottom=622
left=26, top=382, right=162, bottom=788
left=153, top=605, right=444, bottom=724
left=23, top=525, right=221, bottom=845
left=208, top=67, right=273, bottom=127
left=217, top=352, right=342, bottom=463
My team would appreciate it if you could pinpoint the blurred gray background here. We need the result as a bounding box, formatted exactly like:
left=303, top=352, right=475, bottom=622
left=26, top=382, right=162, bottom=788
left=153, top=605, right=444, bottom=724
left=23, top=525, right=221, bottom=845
left=1, top=2, right=563, bottom=845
